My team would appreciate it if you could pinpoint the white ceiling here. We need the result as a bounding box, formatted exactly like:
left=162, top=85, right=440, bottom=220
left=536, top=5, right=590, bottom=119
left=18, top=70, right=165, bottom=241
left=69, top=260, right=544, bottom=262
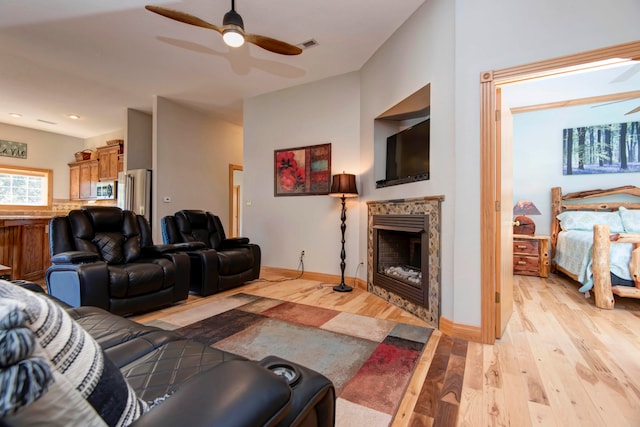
left=0, top=0, right=426, bottom=138
left=502, top=62, right=640, bottom=117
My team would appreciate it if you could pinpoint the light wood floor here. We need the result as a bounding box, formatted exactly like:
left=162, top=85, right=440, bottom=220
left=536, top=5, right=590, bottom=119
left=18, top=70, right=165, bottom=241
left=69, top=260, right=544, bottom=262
left=132, top=270, right=640, bottom=427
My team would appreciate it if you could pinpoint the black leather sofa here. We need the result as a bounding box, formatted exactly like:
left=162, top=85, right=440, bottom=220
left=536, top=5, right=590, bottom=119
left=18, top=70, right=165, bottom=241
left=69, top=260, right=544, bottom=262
left=7, top=281, right=336, bottom=427
left=46, top=206, right=191, bottom=316
left=161, top=210, right=261, bottom=295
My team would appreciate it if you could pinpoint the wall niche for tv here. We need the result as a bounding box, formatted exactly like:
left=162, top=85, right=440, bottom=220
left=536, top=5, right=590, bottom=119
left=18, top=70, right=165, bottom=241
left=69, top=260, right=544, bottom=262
left=375, top=84, right=430, bottom=188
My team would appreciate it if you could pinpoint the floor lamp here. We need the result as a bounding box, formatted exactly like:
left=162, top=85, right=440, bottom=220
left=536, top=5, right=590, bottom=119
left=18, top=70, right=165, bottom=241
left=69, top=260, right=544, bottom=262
left=329, top=173, right=358, bottom=292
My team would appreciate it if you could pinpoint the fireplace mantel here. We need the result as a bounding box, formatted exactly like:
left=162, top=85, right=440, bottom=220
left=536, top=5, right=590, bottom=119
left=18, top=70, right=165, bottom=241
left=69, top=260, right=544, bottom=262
left=367, top=196, right=443, bottom=328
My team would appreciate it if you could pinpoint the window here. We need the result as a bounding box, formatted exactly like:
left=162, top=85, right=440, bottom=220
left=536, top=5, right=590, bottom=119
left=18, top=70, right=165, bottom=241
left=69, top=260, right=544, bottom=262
left=0, top=165, right=52, bottom=209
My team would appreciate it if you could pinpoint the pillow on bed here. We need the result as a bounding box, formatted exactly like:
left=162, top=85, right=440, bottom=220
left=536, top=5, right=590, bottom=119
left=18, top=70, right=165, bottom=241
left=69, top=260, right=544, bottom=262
left=618, top=207, right=640, bottom=233
left=556, top=210, right=625, bottom=232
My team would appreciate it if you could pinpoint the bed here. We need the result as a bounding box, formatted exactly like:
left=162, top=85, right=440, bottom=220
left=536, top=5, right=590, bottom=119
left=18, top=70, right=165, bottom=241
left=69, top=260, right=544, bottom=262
left=550, top=185, right=640, bottom=309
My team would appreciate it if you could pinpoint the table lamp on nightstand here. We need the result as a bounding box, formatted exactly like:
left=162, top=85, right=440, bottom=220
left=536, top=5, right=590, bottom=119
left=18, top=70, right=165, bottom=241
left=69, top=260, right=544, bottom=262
left=513, top=200, right=541, bottom=235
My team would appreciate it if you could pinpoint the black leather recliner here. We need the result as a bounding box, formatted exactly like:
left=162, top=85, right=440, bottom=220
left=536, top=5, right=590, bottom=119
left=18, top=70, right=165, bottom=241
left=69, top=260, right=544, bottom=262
left=161, top=210, right=261, bottom=295
left=46, top=206, right=191, bottom=316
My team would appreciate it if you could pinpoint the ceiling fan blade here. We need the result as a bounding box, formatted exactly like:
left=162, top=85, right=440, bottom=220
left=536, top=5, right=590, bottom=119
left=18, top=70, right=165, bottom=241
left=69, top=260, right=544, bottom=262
left=145, top=5, right=223, bottom=34
left=610, top=63, right=640, bottom=83
left=625, top=105, right=640, bottom=115
left=245, top=34, right=302, bottom=55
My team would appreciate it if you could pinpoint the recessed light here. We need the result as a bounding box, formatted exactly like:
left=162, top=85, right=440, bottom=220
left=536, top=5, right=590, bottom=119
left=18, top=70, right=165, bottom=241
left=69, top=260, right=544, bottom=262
left=67, top=114, right=81, bottom=120
left=9, top=113, right=22, bottom=118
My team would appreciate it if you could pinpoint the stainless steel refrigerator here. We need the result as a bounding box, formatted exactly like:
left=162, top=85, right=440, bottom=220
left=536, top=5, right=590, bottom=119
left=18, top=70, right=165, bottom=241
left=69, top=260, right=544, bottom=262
left=117, top=169, right=151, bottom=223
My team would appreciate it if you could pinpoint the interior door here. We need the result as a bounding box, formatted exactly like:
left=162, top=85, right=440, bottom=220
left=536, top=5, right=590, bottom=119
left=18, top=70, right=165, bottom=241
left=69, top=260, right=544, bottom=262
left=233, top=184, right=240, bottom=237
left=228, top=164, right=243, bottom=237
left=496, top=87, right=514, bottom=338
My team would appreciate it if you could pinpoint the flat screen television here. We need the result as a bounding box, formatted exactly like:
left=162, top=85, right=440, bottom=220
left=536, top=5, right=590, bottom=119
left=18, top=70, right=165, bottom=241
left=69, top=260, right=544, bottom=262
left=383, top=118, right=430, bottom=185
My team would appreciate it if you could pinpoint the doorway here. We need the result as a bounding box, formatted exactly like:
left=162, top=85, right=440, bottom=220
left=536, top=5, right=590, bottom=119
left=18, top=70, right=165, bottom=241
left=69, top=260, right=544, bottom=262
left=479, top=40, right=640, bottom=344
left=228, top=164, right=243, bottom=237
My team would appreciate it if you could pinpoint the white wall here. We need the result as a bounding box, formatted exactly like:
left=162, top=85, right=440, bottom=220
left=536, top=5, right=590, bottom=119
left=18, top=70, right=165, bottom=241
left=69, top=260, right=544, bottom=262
left=84, top=129, right=124, bottom=150
left=243, top=72, right=361, bottom=274
left=153, top=97, right=243, bottom=243
left=0, top=122, right=84, bottom=199
left=360, top=0, right=456, bottom=317
left=126, top=109, right=152, bottom=171
left=512, top=105, right=639, bottom=235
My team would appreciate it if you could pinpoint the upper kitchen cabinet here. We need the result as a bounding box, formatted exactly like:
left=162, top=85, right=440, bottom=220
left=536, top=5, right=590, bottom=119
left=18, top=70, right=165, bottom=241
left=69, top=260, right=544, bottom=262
left=68, top=139, right=124, bottom=200
left=97, top=140, right=124, bottom=181
left=69, top=159, right=98, bottom=200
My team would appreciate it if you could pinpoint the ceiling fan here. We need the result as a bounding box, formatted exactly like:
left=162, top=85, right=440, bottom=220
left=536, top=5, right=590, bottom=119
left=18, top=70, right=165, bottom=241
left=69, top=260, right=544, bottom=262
left=145, top=0, right=303, bottom=56
left=589, top=62, right=640, bottom=115
left=591, top=97, right=640, bottom=116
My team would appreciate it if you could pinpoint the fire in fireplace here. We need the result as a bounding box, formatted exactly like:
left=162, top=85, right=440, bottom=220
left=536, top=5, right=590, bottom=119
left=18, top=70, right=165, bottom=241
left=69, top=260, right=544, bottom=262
left=372, top=214, right=429, bottom=308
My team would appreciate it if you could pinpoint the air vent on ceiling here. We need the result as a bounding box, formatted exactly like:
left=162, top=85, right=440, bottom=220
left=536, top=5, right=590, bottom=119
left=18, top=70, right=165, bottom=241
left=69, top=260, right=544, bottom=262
left=37, top=119, right=57, bottom=125
left=297, top=39, right=318, bottom=50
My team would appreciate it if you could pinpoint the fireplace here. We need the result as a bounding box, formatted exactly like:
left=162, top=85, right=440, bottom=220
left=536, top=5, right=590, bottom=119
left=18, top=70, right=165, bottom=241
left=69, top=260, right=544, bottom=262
left=368, top=196, right=442, bottom=328
left=372, top=215, right=429, bottom=308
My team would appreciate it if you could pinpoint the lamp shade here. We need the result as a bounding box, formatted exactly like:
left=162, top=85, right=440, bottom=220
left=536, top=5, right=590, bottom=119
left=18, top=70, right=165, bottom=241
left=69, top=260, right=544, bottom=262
left=513, top=200, right=541, bottom=216
left=329, top=173, right=358, bottom=198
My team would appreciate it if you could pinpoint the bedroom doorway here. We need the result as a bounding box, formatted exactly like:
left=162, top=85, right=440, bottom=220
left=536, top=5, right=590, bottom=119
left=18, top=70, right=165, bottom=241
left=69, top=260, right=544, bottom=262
left=479, top=40, right=640, bottom=344
left=229, top=164, right=243, bottom=237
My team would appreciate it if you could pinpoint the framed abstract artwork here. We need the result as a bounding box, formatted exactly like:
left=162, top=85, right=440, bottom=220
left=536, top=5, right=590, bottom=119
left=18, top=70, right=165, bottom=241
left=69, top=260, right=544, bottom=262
left=274, top=143, right=331, bottom=196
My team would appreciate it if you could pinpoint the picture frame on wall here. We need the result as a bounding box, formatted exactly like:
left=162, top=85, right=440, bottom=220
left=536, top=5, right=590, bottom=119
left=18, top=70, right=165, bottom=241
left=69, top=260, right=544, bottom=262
left=274, top=143, right=331, bottom=196
left=562, top=120, right=640, bottom=175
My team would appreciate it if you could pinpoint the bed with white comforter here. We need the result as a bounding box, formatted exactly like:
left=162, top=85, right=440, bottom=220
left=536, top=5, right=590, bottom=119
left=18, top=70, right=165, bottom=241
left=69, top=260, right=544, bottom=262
left=554, top=230, right=633, bottom=293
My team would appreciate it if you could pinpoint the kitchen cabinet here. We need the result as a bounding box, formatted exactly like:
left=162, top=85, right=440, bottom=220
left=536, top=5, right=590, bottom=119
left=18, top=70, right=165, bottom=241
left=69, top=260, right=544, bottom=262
left=69, top=159, right=99, bottom=200
left=97, top=144, right=122, bottom=181
left=69, top=143, right=123, bottom=200
left=80, top=160, right=99, bottom=199
left=0, top=217, right=51, bottom=281
left=69, top=163, right=80, bottom=200
left=118, top=154, right=124, bottom=175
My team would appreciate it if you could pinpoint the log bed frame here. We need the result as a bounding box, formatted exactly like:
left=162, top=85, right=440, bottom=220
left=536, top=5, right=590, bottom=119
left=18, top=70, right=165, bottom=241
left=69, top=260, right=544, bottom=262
left=550, top=185, right=640, bottom=309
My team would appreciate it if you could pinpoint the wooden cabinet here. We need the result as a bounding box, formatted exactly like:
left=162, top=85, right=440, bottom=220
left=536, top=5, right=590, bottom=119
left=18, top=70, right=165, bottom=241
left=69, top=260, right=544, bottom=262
left=69, top=163, right=80, bottom=200
left=513, top=234, right=550, bottom=278
left=69, top=160, right=98, bottom=200
left=97, top=144, right=122, bottom=181
left=118, top=154, right=124, bottom=176
left=0, top=218, right=50, bottom=281
left=69, top=143, right=123, bottom=200
left=69, top=159, right=100, bottom=200
left=79, top=160, right=98, bottom=199
left=70, top=159, right=99, bottom=200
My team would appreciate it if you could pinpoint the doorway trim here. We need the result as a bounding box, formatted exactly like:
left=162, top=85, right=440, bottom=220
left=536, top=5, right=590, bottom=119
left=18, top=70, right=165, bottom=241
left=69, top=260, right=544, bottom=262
left=228, top=164, right=243, bottom=237
left=480, top=40, right=640, bottom=344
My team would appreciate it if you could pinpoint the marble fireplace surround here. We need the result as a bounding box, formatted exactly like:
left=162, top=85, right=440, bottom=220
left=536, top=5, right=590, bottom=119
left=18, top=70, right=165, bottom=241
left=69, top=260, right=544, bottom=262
left=367, top=196, right=443, bottom=328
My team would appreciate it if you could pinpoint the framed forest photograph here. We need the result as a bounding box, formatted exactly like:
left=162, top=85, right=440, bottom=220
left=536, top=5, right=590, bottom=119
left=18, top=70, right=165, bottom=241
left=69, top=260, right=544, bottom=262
left=274, top=143, right=331, bottom=196
left=562, top=120, right=640, bottom=175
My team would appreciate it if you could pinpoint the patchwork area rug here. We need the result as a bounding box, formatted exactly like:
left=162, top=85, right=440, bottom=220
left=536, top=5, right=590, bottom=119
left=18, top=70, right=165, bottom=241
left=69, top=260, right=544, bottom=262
left=151, top=293, right=433, bottom=426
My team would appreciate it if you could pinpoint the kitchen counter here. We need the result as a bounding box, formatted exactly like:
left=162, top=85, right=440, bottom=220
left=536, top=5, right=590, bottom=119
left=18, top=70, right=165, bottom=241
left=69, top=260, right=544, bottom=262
left=0, top=216, right=51, bottom=281
left=0, top=215, right=54, bottom=224
left=0, top=215, right=54, bottom=219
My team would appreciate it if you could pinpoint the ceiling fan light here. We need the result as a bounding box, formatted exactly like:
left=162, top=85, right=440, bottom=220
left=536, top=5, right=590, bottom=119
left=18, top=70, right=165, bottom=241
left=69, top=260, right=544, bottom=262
left=223, top=29, right=245, bottom=47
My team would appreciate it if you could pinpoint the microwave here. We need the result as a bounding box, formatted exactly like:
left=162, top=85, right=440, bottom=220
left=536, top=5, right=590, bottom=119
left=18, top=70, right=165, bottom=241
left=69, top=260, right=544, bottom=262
left=96, top=181, right=116, bottom=200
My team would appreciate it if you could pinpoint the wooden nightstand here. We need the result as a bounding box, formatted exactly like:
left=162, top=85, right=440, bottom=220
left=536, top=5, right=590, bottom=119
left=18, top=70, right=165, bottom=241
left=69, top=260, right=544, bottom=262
left=513, top=234, right=549, bottom=278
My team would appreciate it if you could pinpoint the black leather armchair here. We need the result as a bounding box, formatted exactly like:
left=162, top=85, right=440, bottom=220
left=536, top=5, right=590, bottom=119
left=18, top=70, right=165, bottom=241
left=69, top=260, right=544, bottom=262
left=46, top=206, right=191, bottom=316
left=161, top=210, right=261, bottom=295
